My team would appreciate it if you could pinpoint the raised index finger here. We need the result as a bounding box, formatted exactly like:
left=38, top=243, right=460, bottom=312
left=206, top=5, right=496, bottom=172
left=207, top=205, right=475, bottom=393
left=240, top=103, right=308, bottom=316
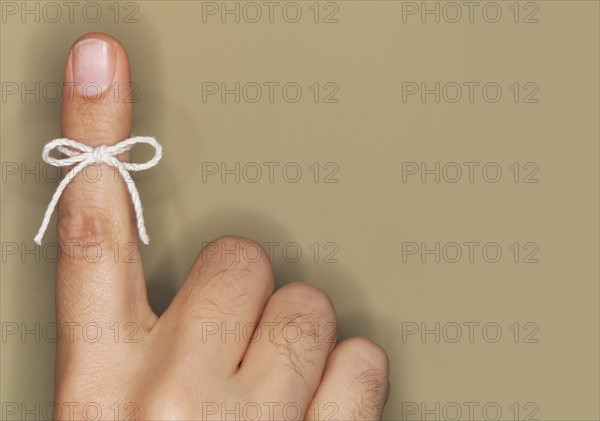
left=52, top=33, right=155, bottom=365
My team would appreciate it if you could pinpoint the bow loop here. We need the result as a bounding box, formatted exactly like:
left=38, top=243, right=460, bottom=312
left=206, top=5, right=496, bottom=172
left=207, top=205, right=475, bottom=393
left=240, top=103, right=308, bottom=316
left=113, top=136, right=163, bottom=171
left=42, top=138, right=92, bottom=166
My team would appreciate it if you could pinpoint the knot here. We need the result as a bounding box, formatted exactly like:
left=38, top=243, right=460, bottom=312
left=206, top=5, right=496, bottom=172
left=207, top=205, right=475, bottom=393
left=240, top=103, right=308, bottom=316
left=92, top=144, right=109, bottom=164
left=34, top=136, right=163, bottom=245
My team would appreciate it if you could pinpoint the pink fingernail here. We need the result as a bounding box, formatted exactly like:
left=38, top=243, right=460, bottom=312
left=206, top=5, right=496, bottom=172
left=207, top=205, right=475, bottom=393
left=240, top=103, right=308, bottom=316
left=72, top=38, right=116, bottom=97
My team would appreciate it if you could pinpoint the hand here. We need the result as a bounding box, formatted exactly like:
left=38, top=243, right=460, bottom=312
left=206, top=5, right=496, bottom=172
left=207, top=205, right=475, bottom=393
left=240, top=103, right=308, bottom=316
left=52, top=32, right=389, bottom=421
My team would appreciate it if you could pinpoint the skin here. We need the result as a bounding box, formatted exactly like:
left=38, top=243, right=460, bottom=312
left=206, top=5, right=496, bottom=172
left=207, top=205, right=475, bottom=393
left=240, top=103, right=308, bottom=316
left=53, top=32, right=389, bottom=421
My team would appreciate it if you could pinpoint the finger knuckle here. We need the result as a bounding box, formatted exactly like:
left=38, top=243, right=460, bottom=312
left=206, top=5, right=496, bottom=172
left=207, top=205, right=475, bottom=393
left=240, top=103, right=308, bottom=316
left=57, top=204, right=117, bottom=261
left=351, top=370, right=387, bottom=420
left=268, top=311, right=326, bottom=377
left=265, top=284, right=338, bottom=373
left=180, top=236, right=274, bottom=320
left=335, top=338, right=389, bottom=420
left=196, top=235, right=274, bottom=289
left=342, top=337, right=390, bottom=376
left=200, top=235, right=271, bottom=268
left=275, top=282, right=336, bottom=321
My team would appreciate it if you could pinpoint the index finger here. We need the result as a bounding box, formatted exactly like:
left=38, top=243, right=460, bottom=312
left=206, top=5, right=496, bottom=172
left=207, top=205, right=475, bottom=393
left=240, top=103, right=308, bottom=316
left=51, top=34, right=155, bottom=361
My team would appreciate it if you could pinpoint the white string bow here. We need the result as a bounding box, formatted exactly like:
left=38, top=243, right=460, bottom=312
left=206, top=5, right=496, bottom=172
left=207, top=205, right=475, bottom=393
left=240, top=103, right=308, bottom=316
left=34, top=136, right=162, bottom=246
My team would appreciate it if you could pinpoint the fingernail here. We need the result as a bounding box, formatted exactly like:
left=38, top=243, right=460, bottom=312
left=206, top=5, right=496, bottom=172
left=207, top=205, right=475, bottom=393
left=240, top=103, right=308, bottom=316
left=72, top=38, right=116, bottom=97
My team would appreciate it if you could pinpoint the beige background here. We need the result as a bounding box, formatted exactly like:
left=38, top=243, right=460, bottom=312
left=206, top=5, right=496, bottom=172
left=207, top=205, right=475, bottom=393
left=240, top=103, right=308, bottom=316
left=1, top=1, right=599, bottom=419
